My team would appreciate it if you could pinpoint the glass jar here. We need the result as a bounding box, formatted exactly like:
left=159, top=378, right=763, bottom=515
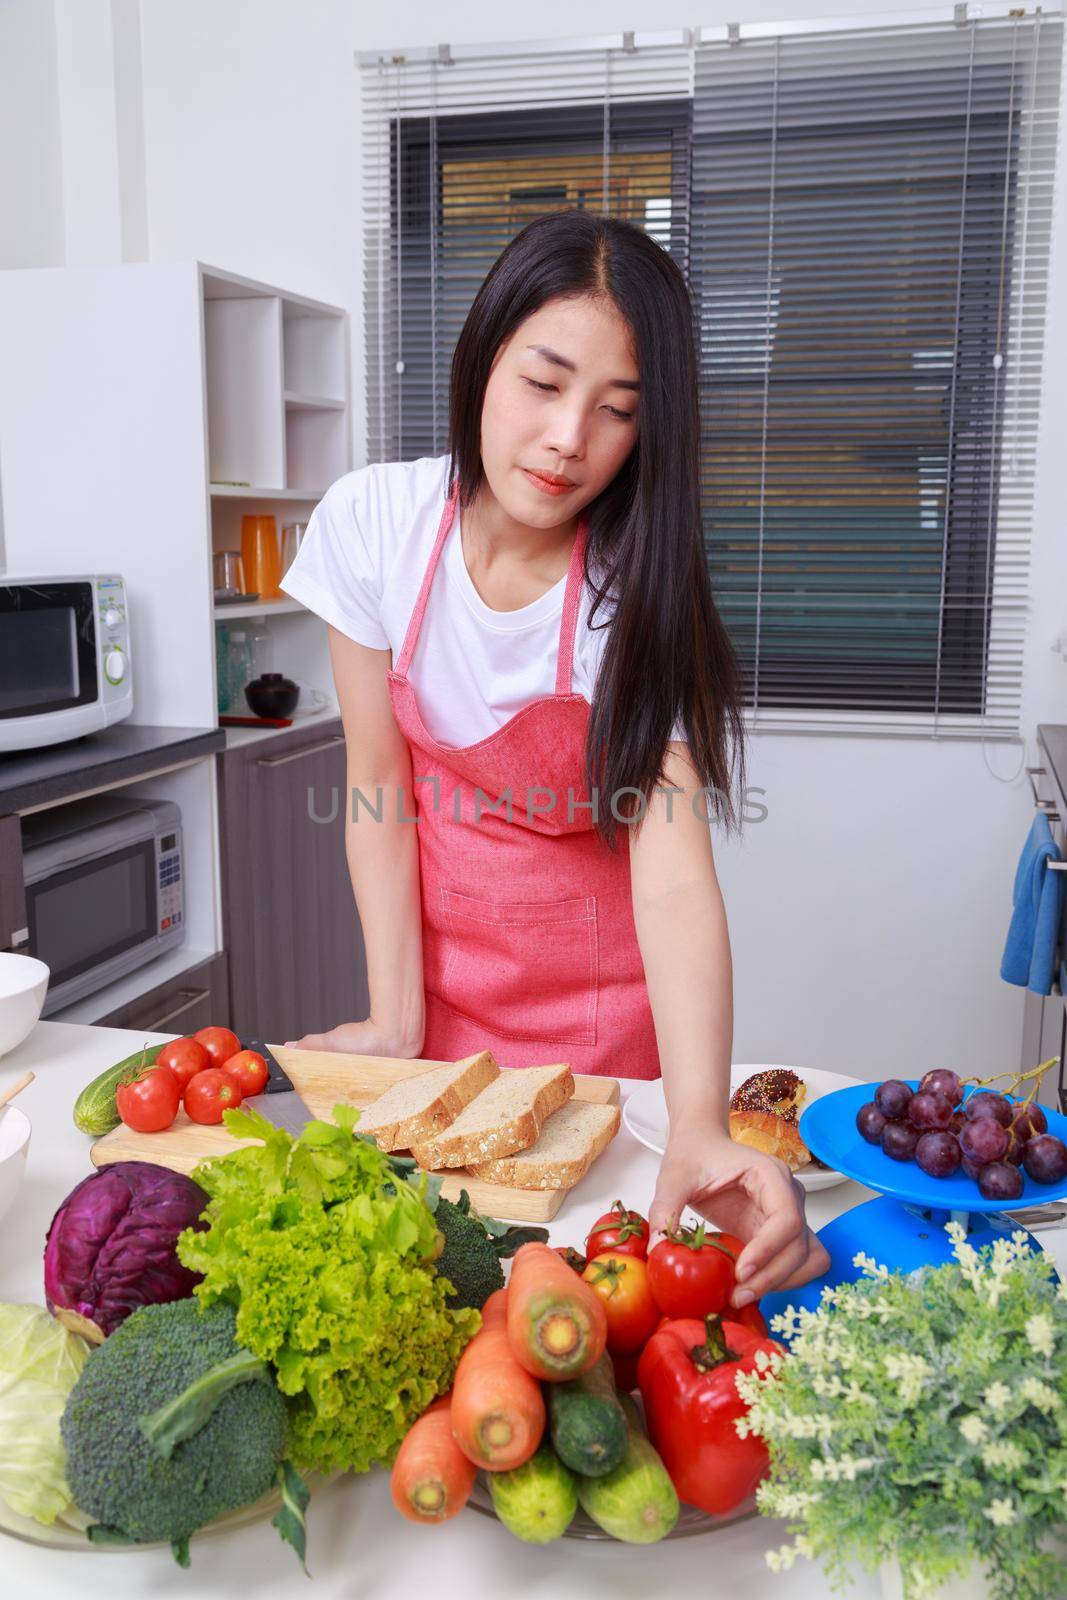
left=215, top=622, right=232, bottom=714
left=246, top=620, right=274, bottom=681
left=226, top=629, right=254, bottom=710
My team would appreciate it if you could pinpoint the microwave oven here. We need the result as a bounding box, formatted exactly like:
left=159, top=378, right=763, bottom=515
left=0, top=575, right=133, bottom=753
left=20, top=794, right=184, bottom=1017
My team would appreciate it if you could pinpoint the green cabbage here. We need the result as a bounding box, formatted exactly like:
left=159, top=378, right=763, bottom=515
left=0, top=1303, right=89, bottom=1523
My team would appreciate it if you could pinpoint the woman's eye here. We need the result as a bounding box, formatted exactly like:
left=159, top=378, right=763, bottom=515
left=522, top=376, right=633, bottom=423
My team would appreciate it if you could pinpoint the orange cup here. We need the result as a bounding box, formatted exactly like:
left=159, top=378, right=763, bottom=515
left=241, top=514, right=281, bottom=599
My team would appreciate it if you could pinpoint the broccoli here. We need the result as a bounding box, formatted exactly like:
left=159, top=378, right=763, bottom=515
left=60, top=1298, right=296, bottom=1567
left=433, top=1191, right=550, bottom=1311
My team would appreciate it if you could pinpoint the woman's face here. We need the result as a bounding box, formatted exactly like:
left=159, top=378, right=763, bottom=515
left=479, top=294, right=639, bottom=528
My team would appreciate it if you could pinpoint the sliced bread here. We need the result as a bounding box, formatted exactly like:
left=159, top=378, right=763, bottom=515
left=355, top=1050, right=500, bottom=1152
left=410, top=1063, right=574, bottom=1169
left=467, top=1100, right=620, bottom=1190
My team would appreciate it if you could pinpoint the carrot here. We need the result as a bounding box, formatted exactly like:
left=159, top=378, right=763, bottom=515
left=481, top=1287, right=509, bottom=1330
left=391, top=1395, right=477, bottom=1523
left=506, top=1241, right=608, bottom=1381
left=450, top=1322, right=545, bottom=1471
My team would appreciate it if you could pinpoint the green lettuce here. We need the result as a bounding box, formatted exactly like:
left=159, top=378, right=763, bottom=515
left=176, top=1105, right=479, bottom=1475
left=0, top=1303, right=89, bottom=1523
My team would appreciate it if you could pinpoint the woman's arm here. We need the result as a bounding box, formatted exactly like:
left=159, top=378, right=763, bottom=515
left=283, top=625, right=426, bottom=1057
left=629, top=741, right=829, bottom=1305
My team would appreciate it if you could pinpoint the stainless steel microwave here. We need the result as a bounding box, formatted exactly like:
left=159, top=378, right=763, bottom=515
left=20, top=794, right=184, bottom=1016
left=0, top=575, right=133, bottom=752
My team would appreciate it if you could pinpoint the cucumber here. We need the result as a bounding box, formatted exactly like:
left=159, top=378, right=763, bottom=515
left=575, top=1393, right=679, bottom=1544
left=72, top=1042, right=165, bottom=1135
left=488, top=1444, right=578, bottom=1543
left=548, top=1351, right=627, bottom=1477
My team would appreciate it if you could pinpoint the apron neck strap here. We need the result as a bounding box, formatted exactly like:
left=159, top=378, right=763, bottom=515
left=394, top=480, right=589, bottom=696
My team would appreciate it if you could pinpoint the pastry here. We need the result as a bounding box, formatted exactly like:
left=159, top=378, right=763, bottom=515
left=728, top=1108, right=810, bottom=1171
left=730, top=1068, right=807, bottom=1125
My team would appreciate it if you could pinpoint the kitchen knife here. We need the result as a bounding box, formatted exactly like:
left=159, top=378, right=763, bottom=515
left=238, top=1039, right=316, bottom=1137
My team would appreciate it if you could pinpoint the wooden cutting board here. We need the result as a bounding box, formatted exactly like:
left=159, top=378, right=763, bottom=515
left=90, top=1047, right=621, bottom=1221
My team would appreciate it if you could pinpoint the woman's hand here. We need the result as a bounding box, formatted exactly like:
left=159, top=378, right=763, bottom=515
left=649, top=1122, right=830, bottom=1309
left=281, top=1016, right=424, bottom=1058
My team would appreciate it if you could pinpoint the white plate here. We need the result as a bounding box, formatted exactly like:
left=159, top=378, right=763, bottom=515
left=623, top=1064, right=866, bottom=1191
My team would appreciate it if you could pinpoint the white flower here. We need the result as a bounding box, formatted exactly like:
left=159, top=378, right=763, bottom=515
left=754, top=1348, right=772, bottom=1372
left=981, top=1440, right=1026, bottom=1472
left=1021, top=1377, right=1058, bottom=1413
left=984, top=1381, right=1012, bottom=1414
left=1025, top=1313, right=1055, bottom=1358
left=983, top=1497, right=1017, bottom=1528
left=960, top=1414, right=988, bottom=1445
left=766, top=1543, right=799, bottom=1572
left=884, top=1352, right=933, bottom=1405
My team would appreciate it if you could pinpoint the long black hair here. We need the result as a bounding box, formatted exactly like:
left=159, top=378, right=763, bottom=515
left=447, top=209, right=747, bottom=852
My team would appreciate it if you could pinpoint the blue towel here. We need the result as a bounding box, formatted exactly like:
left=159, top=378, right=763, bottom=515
left=1001, top=812, right=1064, bottom=994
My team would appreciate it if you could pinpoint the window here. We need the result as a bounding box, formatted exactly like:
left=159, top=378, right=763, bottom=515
left=359, top=11, right=1062, bottom=736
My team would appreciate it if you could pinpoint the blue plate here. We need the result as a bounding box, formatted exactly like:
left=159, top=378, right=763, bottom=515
left=799, top=1082, right=1067, bottom=1211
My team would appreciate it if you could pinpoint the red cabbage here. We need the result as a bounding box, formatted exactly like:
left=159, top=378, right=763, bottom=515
left=43, top=1161, right=208, bottom=1342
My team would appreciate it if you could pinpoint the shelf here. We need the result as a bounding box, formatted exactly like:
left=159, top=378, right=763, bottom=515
left=46, top=943, right=219, bottom=1026
left=214, top=596, right=305, bottom=621
left=284, top=391, right=345, bottom=410
left=210, top=483, right=326, bottom=500
left=220, top=703, right=341, bottom=750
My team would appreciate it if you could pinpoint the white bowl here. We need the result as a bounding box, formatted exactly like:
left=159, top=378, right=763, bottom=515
left=0, top=952, right=49, bottom=1059
left=0, top=1104, right=31, bottom=1223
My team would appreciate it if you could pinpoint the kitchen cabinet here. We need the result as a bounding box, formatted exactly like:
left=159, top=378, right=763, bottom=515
left=93, top=951, right=230, bottom=1034
left=0, top=814, right=27, bottom=953
left=217, top=719, right=370, bottom=1041
left=1021, top=727, right=1067, bottom=1113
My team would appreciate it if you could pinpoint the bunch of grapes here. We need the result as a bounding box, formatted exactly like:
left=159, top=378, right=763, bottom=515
left=855, top=1066, right=1067, bottom=1202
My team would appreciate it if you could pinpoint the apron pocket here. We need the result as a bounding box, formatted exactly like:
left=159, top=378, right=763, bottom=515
left=440, top=887, right=599, bottom=1047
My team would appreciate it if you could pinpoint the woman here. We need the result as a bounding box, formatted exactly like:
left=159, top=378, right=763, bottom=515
left=279, top=210, right=828, bottom=1308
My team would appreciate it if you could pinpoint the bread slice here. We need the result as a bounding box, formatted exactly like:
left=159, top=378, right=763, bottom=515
left=468, top=1101, right=620, bottom=1190
left=410, top=1063, right=575, bottom=1169
left=355, top=1051, right=500, bottom=1152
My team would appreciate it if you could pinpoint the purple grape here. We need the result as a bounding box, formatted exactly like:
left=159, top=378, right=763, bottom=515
left=960, top=1117, right=1009, bottom=1164
left=915, top=1130, right=962, bottom=1178
left=876, top=1080, right=914, bottom=1120
left=1011, top=1102, right=1048, bottom=1139
left=961, top=1154, right=983, bottom=1181
left=978, top=1161, right=1024, bottom=1202
left=909, top=1091, right=954, bottom=1131
left=1029, top=1104, right=1049, bottom=1135
left=857, top=1103, right=887, bottom=1144
left=920, top=1068, right=963, bottom=1105
left=964, top=1092, right=1012, bottom=1127
left=881, top=1121, right=920, bottom=1162
left=1004, top=1126, right=1026, bottom=1167
left=949, top=1109, right=967, bottom=1137
left=1022, top=1135, right=1067, bottom=1185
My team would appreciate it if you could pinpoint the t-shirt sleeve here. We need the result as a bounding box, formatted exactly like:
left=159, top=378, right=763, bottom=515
left=278, top=472, right=390, bottom=649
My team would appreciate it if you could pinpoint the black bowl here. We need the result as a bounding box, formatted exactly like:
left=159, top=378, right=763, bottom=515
left=245, top=673, right=299, bottom=718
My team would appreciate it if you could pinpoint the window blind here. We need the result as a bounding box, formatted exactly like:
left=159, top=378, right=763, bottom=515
left=358, top=7, right=1063, bottom=738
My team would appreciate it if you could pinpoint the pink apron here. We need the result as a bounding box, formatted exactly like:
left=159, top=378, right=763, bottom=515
left=386, top=482, right=661, bottom=1080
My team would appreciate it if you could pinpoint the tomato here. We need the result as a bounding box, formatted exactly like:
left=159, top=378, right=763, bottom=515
left=585, top=1200, right=650, bottom=1262
left=184, top=1067, right=243, bottom=1125
left=156, top=1036, right=211, bottom=1094
left=192, top=1026, right=241, bottom=1070
left=116, top=1066, right=180, bottom=1133
left=646, top=1223, right=740, bottom=1320
left=221, top=1048, right=268, bottom=1097
left=581, top=1252, right=661, bottom=1354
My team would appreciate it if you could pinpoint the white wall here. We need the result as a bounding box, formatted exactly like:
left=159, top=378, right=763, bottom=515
left=3, top=0, right=1066, bottom=1080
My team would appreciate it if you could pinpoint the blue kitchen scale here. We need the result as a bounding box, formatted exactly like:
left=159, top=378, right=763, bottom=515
left=760, top=1081, right=1067, bottom=1336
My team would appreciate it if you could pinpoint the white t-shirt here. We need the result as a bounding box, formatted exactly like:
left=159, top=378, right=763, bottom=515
left=279, top=453, right=685, bottom=749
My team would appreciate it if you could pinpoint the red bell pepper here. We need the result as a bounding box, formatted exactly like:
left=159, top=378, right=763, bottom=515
left=637, top=1313, right=780, bottom=1516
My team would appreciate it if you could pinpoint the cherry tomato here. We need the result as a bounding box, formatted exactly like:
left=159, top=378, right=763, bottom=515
left=184, top=1067, right=243, bottom=1125
left=156, top=1036, right=211, bottom=1094
left=646, top=1223, right=740, bottom=1320
left=581, top=1252, right=661, bottom=1354
left=116, top=1066, right=180, bottom=1133
left=585, top=1200, right=650, bottom=1262
left=192, top=1026, right=241, bottom=1071
left=221, top=1048, right=268, bottom=1097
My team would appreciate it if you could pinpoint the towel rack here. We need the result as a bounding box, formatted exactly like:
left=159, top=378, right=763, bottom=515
left=1026, top=766, right=1059, bottom=816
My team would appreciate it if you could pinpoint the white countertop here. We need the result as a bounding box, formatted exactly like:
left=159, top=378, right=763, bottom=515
left=5, top=1022, right=1057, bottom=1600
